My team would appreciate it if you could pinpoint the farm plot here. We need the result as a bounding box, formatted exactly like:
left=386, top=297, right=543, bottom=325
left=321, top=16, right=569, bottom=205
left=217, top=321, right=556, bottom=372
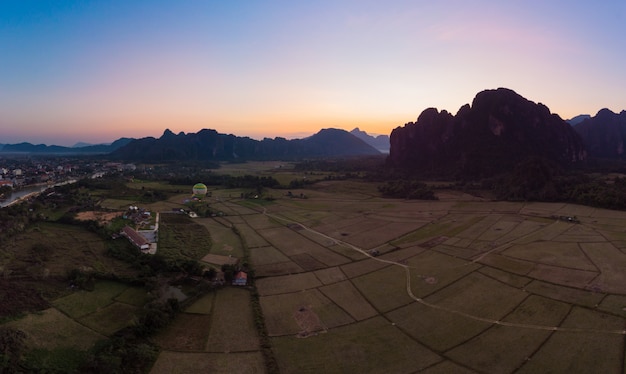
left=257, top=226, right=352, bottom=266
left=271, top=316, right=441, bottom=374
left=5, top=308, right=104, bottom=350
left=249, top=245, right=291, bottom=266
left=319, top=280, right=377, bottom=321
left=205, top=287, right=260, bottom=353
left=495, top=219, right=553, bottom=244
left=523, top=280, right=604, bottom=308
left=53, top=280, right=129, bottom=319
left=115, top=286, right=153, bottom=306
left=405, top=251, right=482, bottom=299
left=313, top=266, right=347, bottom=285
left=151, top=313, right=212, bottom=351
left=242, top=213, right=282, bottom=230
left=422, top=272, right=528, bottom=320
left=598, top=294, right=626, bottom=317
left=387, top=301, right=493, bottom=352
left=150, top=351, right=265, bottom=374
left=475, top=217, right=521, bottom=242
left=256, top=226, right=323, bottom=256
left=455, top=214, right=505, bottom=240
left=339, top=220, right=427, bottom=250
left=3, top=223, right=137, bottom=279
left=352, top=265, right=414, bottom=312
left=158, top=214, right=212, bottom=259
left=511, top=220, right=573, bottom=244
left=232, top=223, right=269, bottom=248
left=390, top=213, right=483, bottom=247
left=516, top=307, right=624, bottom=374
left=526, top=263, right=598, bottom=288
left=478, top=266, right=532, bottom=288
left=256, top=272, right=322, bottom=296
left=260, top=289, right=354, bottom=336
left=503, top=241, right=597, bottom=270
left=580, top=242, right=626, bottom=293
left=184, top=292, right=214, bottom=314
left=445, top=295, right=571, bottom=373
left=80, top=302, right=138, bottom=335
left=254, top=261, right=305, bottom=277
left=195, top=218, right=243, bottom=257
left=340, top=258, right=390, bottom=278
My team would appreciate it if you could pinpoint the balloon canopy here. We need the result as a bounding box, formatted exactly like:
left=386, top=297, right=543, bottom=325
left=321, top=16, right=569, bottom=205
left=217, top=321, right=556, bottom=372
left=192, top=183, right=208, bottom=196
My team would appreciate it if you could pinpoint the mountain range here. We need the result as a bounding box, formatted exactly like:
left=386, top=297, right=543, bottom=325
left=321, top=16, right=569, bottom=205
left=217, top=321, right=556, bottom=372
left=2, top=89, right=626, bottom=171
left=108, top=128, right=380, bottom=161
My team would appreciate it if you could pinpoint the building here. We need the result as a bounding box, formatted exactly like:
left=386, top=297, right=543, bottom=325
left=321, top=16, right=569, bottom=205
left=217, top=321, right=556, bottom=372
left=121, top=226, right=150, bottom=251
left=232, top=271, right=248, bottom=286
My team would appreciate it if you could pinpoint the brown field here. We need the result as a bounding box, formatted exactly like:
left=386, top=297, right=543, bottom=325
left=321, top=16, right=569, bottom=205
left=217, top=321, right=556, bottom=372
left=271, top=316, right=441, bottom=374
left=150, top=351, right=265, bottom=374
left=205, top=287, right=260, bottom=352
left=260, top=289, right=354, bottom=336
left=318, top=280, right=377, bottom=321
left=75, top=210, right=122, bottom=223
left=256, top=272, right=322, bottom=296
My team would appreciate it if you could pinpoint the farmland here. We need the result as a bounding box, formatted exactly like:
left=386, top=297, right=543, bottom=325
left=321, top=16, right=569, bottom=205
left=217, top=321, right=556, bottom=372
left=213, top=175, right=626, bottom=373
left=3, top=161, right=626, bottom=373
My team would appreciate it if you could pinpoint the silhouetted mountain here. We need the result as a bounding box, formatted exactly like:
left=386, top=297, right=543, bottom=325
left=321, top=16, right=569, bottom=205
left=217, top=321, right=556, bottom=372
left=109, top=128, right=380, bottom=161
left=389, top=88, right=586, bottom=178
left=350, top=128, right=390, bottom=153
left=566, top=114, right=591, bottom=126
left=0, top=137, right=133, bottom=154
left=573, top=109, right=626, bottom=159
left=72, top=142, right=94, bottom=148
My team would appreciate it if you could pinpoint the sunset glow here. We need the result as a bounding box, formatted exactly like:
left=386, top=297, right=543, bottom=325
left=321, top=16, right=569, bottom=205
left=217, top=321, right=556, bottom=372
left=1, top=1, right=625, bottom=146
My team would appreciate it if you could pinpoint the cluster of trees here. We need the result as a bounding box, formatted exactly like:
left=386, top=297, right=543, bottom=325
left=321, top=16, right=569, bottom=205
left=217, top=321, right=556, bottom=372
left=486, top=158, right=626, bottom=210
left=378, top=180, right=438, bottom=200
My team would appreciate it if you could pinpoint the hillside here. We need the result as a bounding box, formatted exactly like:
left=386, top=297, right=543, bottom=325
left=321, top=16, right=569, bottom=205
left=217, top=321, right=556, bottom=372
left=573, top=109, right=626, bottom=159
left=388, top=88, right=587, bottom=178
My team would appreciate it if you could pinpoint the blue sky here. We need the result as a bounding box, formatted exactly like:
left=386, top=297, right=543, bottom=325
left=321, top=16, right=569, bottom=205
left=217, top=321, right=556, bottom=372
left=1, top=0, right=625, bottom=145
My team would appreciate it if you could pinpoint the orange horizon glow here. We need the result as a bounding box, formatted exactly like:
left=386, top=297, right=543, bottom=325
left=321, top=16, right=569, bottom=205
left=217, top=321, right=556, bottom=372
left=1, top=1, right=625, bottom=146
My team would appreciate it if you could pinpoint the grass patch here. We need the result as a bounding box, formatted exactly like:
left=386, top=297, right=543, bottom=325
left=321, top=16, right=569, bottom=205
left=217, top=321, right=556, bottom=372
left=52, top=280, right=128, bottom=319
left=185, top=292, right=214, bottom=315
left=5, top=308, right=104, bottom=350
left=80, top=302, right=139, bottom=336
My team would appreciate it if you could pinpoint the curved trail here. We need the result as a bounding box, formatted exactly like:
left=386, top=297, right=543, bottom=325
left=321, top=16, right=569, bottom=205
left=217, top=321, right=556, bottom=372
left=262, top=208, right=626, bottom=336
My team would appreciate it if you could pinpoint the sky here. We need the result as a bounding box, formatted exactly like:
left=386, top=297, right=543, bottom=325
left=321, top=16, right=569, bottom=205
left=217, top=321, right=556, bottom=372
left=1, top=1, right=625, bottom=146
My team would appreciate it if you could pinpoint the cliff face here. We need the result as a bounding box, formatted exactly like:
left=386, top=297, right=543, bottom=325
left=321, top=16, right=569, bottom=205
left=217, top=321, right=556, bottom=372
left=389, top=88, right=587, bottom=177
left=573, top=109, right=626, bottom=159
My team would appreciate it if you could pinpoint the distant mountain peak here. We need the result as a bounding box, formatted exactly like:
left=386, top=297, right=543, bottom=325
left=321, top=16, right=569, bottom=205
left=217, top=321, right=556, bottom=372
left=349, top=128, right=390, bottom=153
